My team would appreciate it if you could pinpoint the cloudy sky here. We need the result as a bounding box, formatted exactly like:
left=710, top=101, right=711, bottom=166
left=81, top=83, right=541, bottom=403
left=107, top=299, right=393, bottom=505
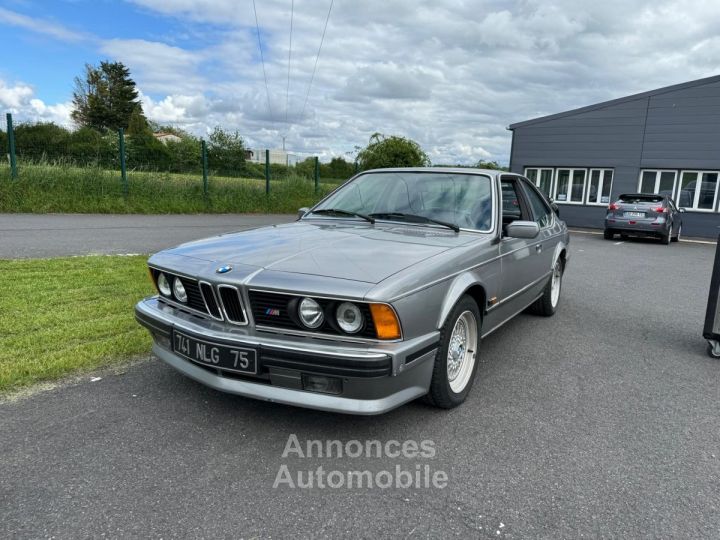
left=0, top=0, right=719, bottom=164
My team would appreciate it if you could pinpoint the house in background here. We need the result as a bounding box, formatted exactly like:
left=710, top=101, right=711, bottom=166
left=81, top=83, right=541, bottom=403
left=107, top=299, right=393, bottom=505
left=247, top=148, right=299, bottom=166
left=153, top=132, right=182, bottom=144
left=508, top=74, right=720, bottom=238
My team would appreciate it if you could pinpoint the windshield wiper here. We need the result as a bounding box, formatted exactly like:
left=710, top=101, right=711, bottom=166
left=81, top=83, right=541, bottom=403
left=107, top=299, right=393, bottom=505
left=368, top=212, right=460, bottom=232
left=310, top=208, right=375, bottom=224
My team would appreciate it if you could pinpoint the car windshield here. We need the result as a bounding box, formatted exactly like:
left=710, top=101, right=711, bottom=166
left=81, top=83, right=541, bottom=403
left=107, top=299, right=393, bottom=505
left=310, top=171, right=493, bottom=231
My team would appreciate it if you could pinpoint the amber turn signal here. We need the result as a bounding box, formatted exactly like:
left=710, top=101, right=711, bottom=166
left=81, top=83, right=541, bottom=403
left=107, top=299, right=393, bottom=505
left=369, top=303, right=402, bottom=340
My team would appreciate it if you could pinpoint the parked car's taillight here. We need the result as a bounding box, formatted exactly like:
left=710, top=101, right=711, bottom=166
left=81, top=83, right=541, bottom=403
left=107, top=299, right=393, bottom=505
left=652, top=206, right=667, bottom=213
left=608, top=202, right=620, bottom=211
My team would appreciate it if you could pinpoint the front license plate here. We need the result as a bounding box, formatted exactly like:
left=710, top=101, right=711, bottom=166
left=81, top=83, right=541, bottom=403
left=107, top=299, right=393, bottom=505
left=172, top=331, right=257, bottom=374
left=625, top=211, right=645, bottom=218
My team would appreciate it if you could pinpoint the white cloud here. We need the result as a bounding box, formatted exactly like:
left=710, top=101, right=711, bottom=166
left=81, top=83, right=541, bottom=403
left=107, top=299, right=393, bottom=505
left=3, top=0, right=720, bottom=163
left=0, top=80, right=72, bottom=126
left=100, top=39, right=205, bottom=93
left=0, top=7, right=91, bottom=42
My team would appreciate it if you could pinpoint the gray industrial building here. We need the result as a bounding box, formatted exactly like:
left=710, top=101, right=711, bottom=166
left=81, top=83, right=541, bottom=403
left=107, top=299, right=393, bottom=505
left=508, top=75, right=720, bottom=238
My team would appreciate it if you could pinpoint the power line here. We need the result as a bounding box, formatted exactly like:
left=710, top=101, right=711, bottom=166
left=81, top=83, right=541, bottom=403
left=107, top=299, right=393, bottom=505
left=252, top=0, right=273, bottom=122
left=285, top=0, right=294, bottom=126
left=299, top=0, right=334, bottom=122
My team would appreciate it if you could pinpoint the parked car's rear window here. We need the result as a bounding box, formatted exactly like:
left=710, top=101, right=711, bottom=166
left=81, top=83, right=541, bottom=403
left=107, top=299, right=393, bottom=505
left=618, top=194, right=664, bottom=204
left=312, top=172, right=494, bottom=230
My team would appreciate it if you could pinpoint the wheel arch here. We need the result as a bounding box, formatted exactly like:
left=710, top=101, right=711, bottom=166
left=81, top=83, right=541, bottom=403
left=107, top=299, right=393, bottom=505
left=436, top=273, right=487, bottom=330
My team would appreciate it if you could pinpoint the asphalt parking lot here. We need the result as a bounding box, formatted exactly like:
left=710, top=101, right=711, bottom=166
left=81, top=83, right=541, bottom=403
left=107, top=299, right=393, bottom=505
left=2, top=230, right=720, bottom=538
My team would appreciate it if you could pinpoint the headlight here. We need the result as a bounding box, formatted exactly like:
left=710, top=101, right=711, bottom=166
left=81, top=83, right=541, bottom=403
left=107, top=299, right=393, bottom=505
left=157, top=273, right=172, bottom=296
left=299, top=297, right=323, bottom=328
left=336, top=302, right=363, bottom=333
left=173, top=277, right=188, bottom=303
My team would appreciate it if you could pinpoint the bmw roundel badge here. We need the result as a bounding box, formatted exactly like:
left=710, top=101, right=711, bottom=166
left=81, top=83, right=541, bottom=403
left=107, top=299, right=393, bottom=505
left=216, top=265, right=233, bottom=274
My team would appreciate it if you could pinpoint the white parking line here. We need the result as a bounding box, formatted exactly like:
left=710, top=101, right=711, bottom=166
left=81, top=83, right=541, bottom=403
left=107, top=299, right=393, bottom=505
left=614, top=241, right=624, bottom=245
left=681, top=239, right=716, bottom=245
left=569, top=228, right=716, bottom=245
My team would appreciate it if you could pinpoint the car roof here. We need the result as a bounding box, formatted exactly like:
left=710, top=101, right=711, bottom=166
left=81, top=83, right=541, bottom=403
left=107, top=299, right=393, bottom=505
left=360, top=167, right=507, bottom=177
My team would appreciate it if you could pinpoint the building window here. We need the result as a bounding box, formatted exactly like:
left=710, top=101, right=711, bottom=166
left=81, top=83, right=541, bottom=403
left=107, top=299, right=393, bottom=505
left=677, top=171, right=720, bottom=211
left=586, top=169, right=614, bottom=205
left=639, top=170, right=677, bottom=197
left=524, top=168, right=554, bottom=197
left=554, top=168, right=586, bottom=204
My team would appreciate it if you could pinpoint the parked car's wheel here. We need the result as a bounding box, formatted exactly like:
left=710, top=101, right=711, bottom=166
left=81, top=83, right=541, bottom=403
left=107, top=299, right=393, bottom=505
left=661, top=231, right=671, bottom=245
left=707, top=341, right=720, bottom=359
left=672, top=224, right=682, bottom=242
left=527, top=257, right=563, bottom=317
left=620, top=233, right=629, bottom=240
left=426, top=296, right=480, bottom=409
left=603, top=229, right=614, bottom=240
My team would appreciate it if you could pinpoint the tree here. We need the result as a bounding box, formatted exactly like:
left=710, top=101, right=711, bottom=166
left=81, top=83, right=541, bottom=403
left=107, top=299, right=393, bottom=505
left=474, top=160, right=507, bottom=171
left=322, top=157, right=355, bottom=180
left=71, top=61, right=143, bottom=131
left=126, top=106, right=150, bottom=136
left=207, top=127, right=246, bottom=175
left=356, top=133, right=430, bottom=171
left=13, top=123, right=71, bottom=161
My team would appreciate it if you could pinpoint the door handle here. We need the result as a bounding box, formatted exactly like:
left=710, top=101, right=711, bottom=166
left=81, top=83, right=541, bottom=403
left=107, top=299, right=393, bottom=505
left=535, top=244, right=542, bottom=253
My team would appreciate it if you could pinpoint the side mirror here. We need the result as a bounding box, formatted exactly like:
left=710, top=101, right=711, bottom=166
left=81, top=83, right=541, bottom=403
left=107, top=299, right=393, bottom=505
left=297, top=207, right=310, bottom=220
left=505, top=220, right=540, bottom=239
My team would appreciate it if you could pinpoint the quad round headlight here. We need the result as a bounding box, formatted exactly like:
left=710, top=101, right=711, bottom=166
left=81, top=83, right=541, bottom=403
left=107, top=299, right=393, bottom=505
left=157, top=273, right=172, bottom=296
left=173, top=277, right=188, bottom=303
left=336, top=302, right=363, bottom=333
left=299, top=297, right=324, bottom=328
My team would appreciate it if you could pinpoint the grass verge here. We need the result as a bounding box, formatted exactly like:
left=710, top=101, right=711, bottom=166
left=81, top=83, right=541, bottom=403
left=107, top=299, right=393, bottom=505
left=0, top=255, right=154, bottom=392
left=0, top=163, right=341, bottom=214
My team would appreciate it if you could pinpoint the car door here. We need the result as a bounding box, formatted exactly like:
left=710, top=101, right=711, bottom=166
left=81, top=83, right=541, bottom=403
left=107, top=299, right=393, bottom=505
left=517, top=177, right=557, bottom=274
left=498, top=177, right=537, bottom=304
left=667, top=198, right=681, bottom=235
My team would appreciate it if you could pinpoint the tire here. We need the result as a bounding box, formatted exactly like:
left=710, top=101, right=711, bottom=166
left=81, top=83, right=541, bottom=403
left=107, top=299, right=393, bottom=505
left=707, top=341, right=720, bottom=359
left=672, top=224, right=681, bottom=242
left=661, top=232, right=671, bottom=245
left=527, top=257, right=563, bottom=317
left=425, top=296, right=481, bottom=409
left=603, top=229, right=614, bottom=240
left=620, top=233, right=628, bottom=240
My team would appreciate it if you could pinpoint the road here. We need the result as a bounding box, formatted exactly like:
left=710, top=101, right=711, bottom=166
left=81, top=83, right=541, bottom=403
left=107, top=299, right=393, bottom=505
left=0, top=214, right=295, bottom=258
left=2, top=233, right=720, bottom=538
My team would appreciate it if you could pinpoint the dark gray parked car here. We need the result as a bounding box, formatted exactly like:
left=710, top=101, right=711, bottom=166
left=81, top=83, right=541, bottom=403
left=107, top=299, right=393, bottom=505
left=135, top=168, right=570, bottom=414
left=604, top=193, right=683, bottom=244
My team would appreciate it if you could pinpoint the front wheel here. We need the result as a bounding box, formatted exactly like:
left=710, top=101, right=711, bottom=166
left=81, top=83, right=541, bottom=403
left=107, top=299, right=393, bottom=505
left=527, top=258, right=563, bottom=316
left=603, top=229, right=614, bottom=240
left=425, top=296, right=481, bottom=409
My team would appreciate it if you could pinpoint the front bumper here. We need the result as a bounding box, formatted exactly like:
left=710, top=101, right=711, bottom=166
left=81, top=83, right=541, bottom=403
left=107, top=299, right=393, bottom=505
left=135, top=297, right=439, bottom=415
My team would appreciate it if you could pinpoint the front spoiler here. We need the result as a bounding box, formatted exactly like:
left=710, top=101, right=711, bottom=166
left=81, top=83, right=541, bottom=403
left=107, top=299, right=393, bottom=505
left=135, top=297, right=439, bottom=415
left=153, top=344, right=430, bottom=415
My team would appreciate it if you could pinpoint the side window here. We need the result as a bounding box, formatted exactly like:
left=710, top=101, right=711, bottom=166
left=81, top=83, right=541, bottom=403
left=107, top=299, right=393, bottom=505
left=500, top=178, right=531, bottom=228
left=521, top=180, right=553, bottom=228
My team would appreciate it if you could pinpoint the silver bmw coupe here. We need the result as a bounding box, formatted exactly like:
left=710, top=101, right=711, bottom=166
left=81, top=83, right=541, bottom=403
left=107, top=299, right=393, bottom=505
left=135, top=168, right=570, bottom=414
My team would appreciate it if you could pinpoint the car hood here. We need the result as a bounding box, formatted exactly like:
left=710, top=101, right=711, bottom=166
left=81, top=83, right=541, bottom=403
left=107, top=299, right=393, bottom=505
left=163, top=220, right=477, bottom=284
